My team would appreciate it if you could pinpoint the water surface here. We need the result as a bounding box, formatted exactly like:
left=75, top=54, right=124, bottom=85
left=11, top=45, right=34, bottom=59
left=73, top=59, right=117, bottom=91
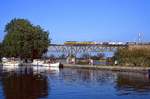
left=0, top=66, right=150, bottom=99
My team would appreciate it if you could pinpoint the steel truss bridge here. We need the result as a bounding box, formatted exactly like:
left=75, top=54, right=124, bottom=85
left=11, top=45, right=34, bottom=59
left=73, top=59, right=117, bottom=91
left=48, top=44, right=128, bottom=56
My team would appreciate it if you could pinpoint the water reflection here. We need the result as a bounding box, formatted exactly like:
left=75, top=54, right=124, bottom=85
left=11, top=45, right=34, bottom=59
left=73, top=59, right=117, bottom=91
left=0, top=68, right=49, bottom=99
left=61, top=69, right=150, bottom=95
left=0, top=67, right=150, bottom=99
left=59, top=69, right=116, bottom=86
left=115, top=72, right=150, bottom=95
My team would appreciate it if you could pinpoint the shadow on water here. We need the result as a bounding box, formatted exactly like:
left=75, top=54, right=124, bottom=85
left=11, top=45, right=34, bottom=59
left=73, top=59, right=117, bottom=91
left=0, top=67, right=49, bottom=99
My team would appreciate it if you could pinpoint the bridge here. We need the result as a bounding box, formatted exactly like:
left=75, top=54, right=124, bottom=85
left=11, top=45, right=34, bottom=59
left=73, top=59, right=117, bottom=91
left=48, top=43, right=128, bottom=56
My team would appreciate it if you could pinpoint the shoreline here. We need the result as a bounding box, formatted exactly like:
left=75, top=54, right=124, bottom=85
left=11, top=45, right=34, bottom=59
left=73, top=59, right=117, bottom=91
left=1, top=63, right=150, bottom=74
left=63, top=64, right=150, bottom=74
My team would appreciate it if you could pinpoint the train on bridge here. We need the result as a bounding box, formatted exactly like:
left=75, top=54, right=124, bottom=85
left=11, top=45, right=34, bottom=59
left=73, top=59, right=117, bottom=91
left=49, top=41, right=150, bottom=56
left=64, top=41, right=150, bottom=46
left=65, top=41, right=128, bottom=46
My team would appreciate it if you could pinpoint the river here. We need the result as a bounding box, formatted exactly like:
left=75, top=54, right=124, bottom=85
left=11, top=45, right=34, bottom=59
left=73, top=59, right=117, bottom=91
left=0, top=67, right=150, bottom=99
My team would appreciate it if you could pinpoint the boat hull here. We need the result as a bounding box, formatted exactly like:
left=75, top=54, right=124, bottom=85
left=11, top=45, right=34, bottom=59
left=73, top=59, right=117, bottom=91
left=2, top=63, right=20, bottom=70
left=42, top=62, right=60, bottom=67
left=3, top=63, right=19, bottom=66
left=33, top=66, right=59, bottom=72
left=32, top=62, right=61, bottom=68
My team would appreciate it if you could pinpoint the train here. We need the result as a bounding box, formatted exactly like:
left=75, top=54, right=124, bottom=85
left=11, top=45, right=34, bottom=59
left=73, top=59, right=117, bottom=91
left=64, top=41, right=127, bottom=45
left=64, top=41, right=150, bottom=46
left=64, top=41, right=95, bottom=45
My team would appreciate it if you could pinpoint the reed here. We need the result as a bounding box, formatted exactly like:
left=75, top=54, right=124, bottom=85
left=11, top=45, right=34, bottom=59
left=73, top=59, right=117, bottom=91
left=114, top=47, right=150, bottom=67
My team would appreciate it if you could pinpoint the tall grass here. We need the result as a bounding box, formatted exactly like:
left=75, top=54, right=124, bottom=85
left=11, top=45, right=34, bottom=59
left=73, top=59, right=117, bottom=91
left=114, top=47, right=150, bottom=67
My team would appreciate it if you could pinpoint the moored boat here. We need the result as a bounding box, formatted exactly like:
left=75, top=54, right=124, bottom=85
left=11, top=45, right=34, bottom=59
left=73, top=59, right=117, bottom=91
left=32, top=59, right=63, bottom=68
left=1, top=57, right=21, bottom=70
left=32, top=59, right=44, bottom=66
left=42, top=62, right=60, bottom=67
left=2, top=61, right=20, bottom=71
left=3, top=62, right=20, bottom=66
left=33, top=66, right=59, bottom=73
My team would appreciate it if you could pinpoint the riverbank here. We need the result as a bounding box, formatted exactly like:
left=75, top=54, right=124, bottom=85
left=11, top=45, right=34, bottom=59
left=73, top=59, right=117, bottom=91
left=1, top=62, right=150, bottom=74
left=63, top=64, right=150, bottom=73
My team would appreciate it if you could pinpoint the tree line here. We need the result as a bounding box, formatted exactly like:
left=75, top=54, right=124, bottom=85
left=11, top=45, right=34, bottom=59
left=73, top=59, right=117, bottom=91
left=0, top=18, right=50, bottom=60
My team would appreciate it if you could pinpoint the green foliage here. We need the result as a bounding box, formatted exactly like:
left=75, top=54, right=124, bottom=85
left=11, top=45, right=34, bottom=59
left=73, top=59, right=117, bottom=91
left=80, top=53, right=105, bottom=60
left=59, top=54, right=67, bottom=59
left=81, top=53, right=90, bottom=59
left=114, top=48, right=150, bottom=67
left=91, top=53, right=105, bottom=60
left=0, top=43, right=2, bottom=59
left=2, top=18, right=50, bottom=59
left=77, top=60, right=89, bottom=65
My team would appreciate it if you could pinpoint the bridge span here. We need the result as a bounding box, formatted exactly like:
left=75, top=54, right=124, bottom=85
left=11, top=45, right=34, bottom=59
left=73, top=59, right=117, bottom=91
left=48, top=44, right=128, bottom=56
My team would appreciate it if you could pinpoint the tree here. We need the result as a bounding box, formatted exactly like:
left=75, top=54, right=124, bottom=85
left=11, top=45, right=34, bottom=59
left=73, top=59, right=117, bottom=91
left=59, top=54, right=67, bottom=59
left=0, top=42, right=3, bottom=60
left=91, top=53, right=105, bottom=60
left=81, top=53, right=90, bottom=59
left=3, top=18, right=50, bottom=60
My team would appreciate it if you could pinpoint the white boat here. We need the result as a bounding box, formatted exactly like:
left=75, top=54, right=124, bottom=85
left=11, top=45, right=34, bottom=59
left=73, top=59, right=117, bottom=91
left=42, top=62, right=60, bottom=67
left=3, top=61, right=20, bottom=66
left=32, top=60, right=44, bottom=66
left=3, top=62, right=20, bottom=66
left=33, top=66, right=59, bottom=72
left=32, top=59, right=61, bottom=68
left=2, top=57, right=20, bottom=67
left=2, top=61, right=20, bottom=70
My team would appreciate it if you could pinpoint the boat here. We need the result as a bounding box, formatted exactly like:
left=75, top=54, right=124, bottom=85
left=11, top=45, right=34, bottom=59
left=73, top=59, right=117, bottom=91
left=32, top=59, right=44, bottom=66
left=1, top=57, right=21, bottom=70
left=42, top=62, right=60, bottom=67
left=32, top=59, right=62, bottom=68
left=2, top=61, right=20, bottom=70
left=3, top=61, right=20, bottom=66
left=32, top=65, right=59, bottom=73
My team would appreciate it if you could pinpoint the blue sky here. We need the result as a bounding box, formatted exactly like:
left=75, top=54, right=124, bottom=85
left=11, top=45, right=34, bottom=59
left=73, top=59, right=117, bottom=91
left=0, top=0, right=150, bottom=43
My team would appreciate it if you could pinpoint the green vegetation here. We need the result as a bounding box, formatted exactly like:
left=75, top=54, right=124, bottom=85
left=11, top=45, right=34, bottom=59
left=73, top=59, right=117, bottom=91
left=77, top=60, right=89, bottom=65
left=114, top=48, right=150, bottom=67
left=2, top=18, right=50, bottom=60
left=91, top=53, right=105, bottom=60
left=76, top=53, right=105, bottom=65
left=80, top=53, right=90, bottom=59
left=80, top=53, right=105, bottom=60
left=0, top=43, right=2, bottom=61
